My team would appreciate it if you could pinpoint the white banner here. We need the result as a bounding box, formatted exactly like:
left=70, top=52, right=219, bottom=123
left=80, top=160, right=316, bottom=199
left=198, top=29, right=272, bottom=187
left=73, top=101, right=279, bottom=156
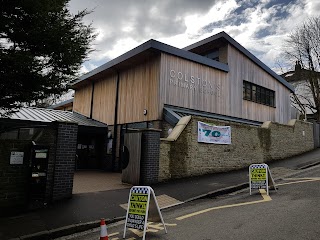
left=197, top=121, right=231, bottom=144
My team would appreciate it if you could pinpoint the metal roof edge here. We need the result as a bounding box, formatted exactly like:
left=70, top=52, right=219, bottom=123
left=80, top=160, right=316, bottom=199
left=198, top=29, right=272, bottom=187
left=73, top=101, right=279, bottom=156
left=1, top=107, right=108, bottom=128
left=72, top=39, right=229, bottom=87
left=164, top=104, right=262, bottom=126
left=47, top=98, right=74, bottom=109
left=150, top=40, right=229, bottom=72
left=72, top=40, right=154, bottom=86
left=72, top=111, right=108, bottom=128
left=183, top=31, right=227, bottom=51
left=183, top=32, right=295, bottom=93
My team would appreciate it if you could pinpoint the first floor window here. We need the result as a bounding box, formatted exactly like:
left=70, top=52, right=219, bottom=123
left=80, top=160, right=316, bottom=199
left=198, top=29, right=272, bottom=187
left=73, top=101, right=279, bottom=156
left=243, top=80, right=275, bottom=107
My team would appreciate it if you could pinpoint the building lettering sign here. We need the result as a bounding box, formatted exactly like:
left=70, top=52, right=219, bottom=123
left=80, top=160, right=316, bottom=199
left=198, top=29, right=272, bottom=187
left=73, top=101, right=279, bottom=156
left=123, top=186, right=167, bottom=240
left=197, top=121, right=231, bottom=144
left=169, top=70, right=221, bottom=96
left=249, top=164, right=276, bottom=196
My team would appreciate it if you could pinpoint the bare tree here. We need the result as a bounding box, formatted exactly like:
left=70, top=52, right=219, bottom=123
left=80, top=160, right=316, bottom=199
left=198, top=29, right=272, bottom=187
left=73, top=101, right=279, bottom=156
left=283, top=17, right=320, bottom=121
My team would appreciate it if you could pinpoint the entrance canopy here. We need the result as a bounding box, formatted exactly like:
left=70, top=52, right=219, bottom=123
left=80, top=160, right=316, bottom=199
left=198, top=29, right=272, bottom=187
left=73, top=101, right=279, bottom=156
left=1, top=107, right=107, bottom=128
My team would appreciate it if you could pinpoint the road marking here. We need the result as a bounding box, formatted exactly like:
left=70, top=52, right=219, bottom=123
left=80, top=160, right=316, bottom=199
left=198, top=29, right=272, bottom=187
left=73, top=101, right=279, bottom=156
left=277, top=178, right=320, bottom=186
left=259, top=189, right=272, bottom=201
left=111, top=237, right=134, bottom=239
left=109, top=232, right=119, bottom=237
left=176, top=189, right=271, bottom=221
left=115, top=222, right=177, bottom=239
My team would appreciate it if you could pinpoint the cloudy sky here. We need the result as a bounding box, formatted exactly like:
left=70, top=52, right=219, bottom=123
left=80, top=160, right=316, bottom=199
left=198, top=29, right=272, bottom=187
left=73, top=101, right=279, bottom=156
left=69, top=0, right=320, bottom=75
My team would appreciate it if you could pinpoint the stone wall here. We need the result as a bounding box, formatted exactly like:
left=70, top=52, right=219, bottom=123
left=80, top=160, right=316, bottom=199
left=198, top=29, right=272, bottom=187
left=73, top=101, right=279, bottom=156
left=262, top=120, right=314, bottom=160
left=159, top=117, right=314, bottom=181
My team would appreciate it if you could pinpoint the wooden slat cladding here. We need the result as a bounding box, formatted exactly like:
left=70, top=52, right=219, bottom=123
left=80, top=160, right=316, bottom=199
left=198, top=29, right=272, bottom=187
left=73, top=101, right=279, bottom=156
left=117, top=57, right=160, bottom=124
left=73, top=84, right=92, bottom=117
left=160, top=53, right=229, bottom=116
left=227, top=45, right=291, bottom=123
left=74, top=43, right=291, bottom=125
left=92, top=74, right=117, bottom=124
left=160, top=49, right=291, bottom=124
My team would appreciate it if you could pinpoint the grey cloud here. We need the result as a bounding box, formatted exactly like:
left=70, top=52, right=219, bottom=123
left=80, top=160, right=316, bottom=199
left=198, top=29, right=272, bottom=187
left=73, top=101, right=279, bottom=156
left=69, top=0, right=220, bottom=56
left=68, top=0, right=314, bottom=73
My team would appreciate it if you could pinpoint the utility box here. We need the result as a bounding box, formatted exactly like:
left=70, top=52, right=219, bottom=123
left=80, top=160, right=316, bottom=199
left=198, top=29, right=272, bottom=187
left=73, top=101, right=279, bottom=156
left=29, top=145, right=49, bottom=202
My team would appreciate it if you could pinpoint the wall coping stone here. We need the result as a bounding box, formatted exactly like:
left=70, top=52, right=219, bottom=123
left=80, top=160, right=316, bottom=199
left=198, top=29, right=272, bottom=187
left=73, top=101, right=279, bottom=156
left=161, top=116, right=191, bottom=142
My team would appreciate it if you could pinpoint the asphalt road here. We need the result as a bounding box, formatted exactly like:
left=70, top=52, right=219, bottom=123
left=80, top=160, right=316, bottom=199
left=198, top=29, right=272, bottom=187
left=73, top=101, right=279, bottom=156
left=57, top=165, right=320, bottom=240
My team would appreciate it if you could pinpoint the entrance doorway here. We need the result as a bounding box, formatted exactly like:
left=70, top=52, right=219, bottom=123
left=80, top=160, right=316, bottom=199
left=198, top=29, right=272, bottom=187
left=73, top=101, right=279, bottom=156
left=72, top=171, right=130, bottom=194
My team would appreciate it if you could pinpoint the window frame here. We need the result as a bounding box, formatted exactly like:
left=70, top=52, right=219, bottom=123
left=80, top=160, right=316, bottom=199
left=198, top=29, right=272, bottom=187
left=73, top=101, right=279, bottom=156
left=242, top=80, right=276, bottom=107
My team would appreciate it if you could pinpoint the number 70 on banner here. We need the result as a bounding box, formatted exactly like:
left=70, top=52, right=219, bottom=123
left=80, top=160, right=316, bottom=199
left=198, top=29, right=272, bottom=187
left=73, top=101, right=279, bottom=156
left=199, top=129, right=222, bottom=137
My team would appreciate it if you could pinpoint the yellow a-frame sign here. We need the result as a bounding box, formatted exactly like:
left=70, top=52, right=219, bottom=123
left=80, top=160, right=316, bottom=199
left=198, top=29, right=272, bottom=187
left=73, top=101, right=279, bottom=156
left=123, top=186, right=167, bottom=240
left=249, top=164, right=276, bottom=195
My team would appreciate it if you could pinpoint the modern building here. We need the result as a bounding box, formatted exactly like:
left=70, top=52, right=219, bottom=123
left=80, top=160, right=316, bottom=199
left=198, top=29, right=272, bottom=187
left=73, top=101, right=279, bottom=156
left=71, top=31, right=297, bottom=174
left=1, top=32, right=314, bottom=214
left=73, top=32, right=294, bottom=125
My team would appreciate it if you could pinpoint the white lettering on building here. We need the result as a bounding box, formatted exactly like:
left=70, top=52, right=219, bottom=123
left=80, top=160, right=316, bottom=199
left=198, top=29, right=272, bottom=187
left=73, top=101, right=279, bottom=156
left=169, top=69, right=221, bottom=96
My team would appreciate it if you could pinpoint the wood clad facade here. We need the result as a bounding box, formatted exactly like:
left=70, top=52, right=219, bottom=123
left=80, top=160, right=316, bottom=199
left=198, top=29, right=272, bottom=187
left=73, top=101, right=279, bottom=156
left=73, top=35, right=292, bottom=125
left=74, top=57, right=161, bottom=125
left=117, top=57, right=160, bottom=125
left=227, top=45, right=291, bottom=123
left=159, top=53, right=229, bottom=117
left=73, top=84, right=92, bottom=117
left=159, top=47, right=291, bottom=124
left=92, top=74, right=117, bottom=124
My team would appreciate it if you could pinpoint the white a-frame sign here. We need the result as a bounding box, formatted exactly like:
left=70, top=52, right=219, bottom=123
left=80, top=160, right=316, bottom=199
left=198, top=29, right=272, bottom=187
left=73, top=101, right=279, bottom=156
left=249, top=163, right=277, bottom=195
left=123, top=186, right=167, bottom=240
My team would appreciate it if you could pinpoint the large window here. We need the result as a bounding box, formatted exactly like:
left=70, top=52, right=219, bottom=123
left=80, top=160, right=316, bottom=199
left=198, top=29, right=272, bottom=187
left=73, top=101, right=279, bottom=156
left=243, top=81, right=275, bottom=107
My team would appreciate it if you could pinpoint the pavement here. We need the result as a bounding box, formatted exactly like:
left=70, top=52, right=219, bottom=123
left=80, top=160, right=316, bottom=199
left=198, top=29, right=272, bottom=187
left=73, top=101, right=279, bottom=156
left=1, top=149, right=320, bottom=240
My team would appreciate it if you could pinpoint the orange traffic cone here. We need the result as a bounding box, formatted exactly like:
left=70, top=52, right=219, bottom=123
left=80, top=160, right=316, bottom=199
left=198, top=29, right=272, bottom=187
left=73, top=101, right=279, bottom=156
left=100, top=218, right=109, bottom=240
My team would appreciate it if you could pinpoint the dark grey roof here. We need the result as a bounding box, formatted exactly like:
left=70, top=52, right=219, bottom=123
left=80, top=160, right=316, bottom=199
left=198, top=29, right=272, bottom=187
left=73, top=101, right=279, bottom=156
left=183, top=31, right=295, bottom=93
left=163, top=105, right=262, bottom=126
left=72, top=39, right=229, bottom=86
left=3, top=107, right=107, bottom=128
left=47, top=98, right=74, bottom=109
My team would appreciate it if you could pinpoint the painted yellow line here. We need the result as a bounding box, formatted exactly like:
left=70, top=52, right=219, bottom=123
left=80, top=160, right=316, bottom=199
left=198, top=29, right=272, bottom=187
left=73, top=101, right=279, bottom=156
left=109, top=232, right=119, bottom=237
left=277, top=178, right=320, bottom=186
left=259, top=189, right=272, bottom=201
left=176, top=189, right=271, bottom=221
left=283, top=177, right=320, bottom=181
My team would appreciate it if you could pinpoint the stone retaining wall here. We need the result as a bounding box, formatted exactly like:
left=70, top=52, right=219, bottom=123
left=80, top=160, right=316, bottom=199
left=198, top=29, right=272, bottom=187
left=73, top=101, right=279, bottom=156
left=159, top=117, right=314, bottom=181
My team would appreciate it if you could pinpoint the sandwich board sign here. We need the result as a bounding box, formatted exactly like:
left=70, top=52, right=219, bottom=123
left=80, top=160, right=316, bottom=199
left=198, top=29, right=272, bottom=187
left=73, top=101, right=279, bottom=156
left=249, top=164, right=276, bottom=195
left=123, top=186, right=167, bottom=240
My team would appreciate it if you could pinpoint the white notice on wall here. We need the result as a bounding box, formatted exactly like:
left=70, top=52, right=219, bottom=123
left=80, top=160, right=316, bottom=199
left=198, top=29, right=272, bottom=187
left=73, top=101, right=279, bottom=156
left=198, top=121, right=231, bottom=144
left=10, top=152, right=24, bottom=164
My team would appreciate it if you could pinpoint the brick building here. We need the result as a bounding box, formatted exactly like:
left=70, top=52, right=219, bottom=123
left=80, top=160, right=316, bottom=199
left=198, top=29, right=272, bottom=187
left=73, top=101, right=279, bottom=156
left=0, top=108, right=107, bottom=215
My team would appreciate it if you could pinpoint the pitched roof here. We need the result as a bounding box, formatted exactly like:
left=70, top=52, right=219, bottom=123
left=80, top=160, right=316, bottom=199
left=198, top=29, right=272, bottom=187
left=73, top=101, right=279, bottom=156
left=72, top=39, right=229, bottom=87
left=72, top=31, right=294, bottom=92
left=1, top=107, right=107, bottom=128
left=184, top=32, right=294, bottom=92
